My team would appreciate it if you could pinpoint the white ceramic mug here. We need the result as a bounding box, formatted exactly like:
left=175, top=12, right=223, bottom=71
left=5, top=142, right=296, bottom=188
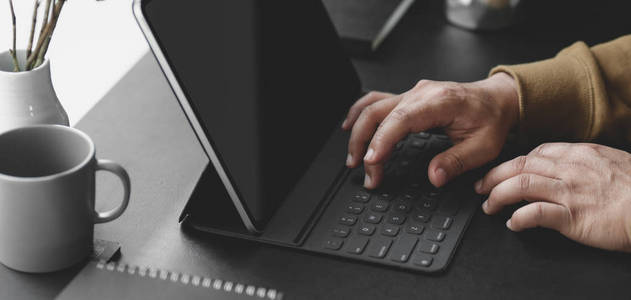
left=0, top=125, right=130, bottom=273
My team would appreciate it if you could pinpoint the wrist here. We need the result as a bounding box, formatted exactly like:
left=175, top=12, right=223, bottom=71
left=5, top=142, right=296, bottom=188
left=477, top=72, right=520, bottom=130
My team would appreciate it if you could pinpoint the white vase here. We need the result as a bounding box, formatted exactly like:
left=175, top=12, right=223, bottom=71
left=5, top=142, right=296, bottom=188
left=0, top=50, right=69, bottom=134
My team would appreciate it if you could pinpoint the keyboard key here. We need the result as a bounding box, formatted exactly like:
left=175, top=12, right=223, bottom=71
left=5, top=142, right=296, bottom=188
left=382, top=224, right=400, bottom=237
left=401, top=190, right=420, bottom=201
left=425, top=230, right=446, bottom=242
left=405, top=224, right=425, bottom=235
left=364, top=213, right=383, bottom=224
left=352, top=191, right=371, bottom=203
left=367, top=237, right=393, bottom=259
left=324, top=239, right=343, bottom=250
left=346, top=236, right=369, bottom=254
left=424, top=189, right=442, bottom=199
left=332, top=227, right=350, bottom=238
left=358, top=224, right=376, bottom=236
left=399, top=160, right=411, bottom=168
left=403, top=147, right=422, bottom=158
left=339, top=215, right=357, bottom=226
left=410, top=139, right=426, bottom=149
left=393, top=200, right=412, bottom=213
left=389, top=236, right=418, bottom=263
left=431, top=216, right=453, bottom=230
left=345, top=203, right=364, bottom=215
left=377, top=193, right=394, bottom=201
left=415, top=132, right=430, bottom=139
left=387, top=214, right=406, bottom=225
left=413, top=255, right=433, bottom=267
left=371, top=200, right=389, bottom=212
left=412, top=211, right=431, bottom=223
left=417, top=197, right=437, bottom=211
left=418, top=242, right=439, bottom=254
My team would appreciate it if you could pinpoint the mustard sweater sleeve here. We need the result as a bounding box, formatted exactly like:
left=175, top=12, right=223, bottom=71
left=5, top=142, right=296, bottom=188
left=490, top=35, right=631, bottom=145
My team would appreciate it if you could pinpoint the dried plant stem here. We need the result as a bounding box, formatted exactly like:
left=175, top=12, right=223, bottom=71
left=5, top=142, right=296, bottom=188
left=36, top=0, right=54, bottom=51
left=26, top=23, right=52, bottom=70
left=27, top=0, right=41, bottom=59
left=9, top=49, right=20, bottom=72
left=30, top=0, right=52, bottom=65
left=34, top=0, right=66, bottom=69
left=8, top=0, right=20, bottom=72
left=34, top=39, right=51, bottom=69
left=27, top=0, right=66, bottom=70
left=38, top=0, right=52, bottom=44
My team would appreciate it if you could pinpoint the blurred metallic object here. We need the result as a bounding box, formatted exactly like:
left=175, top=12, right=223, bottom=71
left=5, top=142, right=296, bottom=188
left=445, top=0, right=522, bottom=30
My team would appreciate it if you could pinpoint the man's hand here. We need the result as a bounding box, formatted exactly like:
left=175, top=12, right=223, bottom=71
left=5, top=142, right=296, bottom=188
left=476, top=143, right=631, bottom=252
left=342, top=72, right=519, bottom=189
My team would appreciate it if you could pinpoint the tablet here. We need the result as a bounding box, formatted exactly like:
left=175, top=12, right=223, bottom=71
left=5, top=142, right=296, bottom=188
left=133, top=0, right=361, bottom=232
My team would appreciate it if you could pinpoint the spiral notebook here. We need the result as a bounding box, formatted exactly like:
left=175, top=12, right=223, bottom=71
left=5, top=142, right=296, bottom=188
left=55, top=261, right=284, bottom=300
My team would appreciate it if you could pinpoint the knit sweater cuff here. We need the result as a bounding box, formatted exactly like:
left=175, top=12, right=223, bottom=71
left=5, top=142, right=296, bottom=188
left=489, top=42, right=606, bottom=145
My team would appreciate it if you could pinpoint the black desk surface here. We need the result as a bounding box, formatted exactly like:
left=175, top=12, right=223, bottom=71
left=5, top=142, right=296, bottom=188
left=2, top=1, right=631, bottom=299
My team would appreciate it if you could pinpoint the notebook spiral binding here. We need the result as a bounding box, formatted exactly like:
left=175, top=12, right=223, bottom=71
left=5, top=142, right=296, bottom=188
left=96, top=260, right=284, bottom=300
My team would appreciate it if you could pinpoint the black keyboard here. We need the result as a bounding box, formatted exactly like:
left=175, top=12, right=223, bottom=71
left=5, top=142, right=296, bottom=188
left=308, top=132, right=479, bottom=273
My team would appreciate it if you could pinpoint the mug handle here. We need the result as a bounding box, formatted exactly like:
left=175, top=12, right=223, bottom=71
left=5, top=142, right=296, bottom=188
left=93, top=159, right=131, bottom=224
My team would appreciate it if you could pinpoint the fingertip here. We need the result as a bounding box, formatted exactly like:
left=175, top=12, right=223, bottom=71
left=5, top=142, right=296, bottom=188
left=341, top=119, right=349, bottom=130
left=364, top=145, right=395, bottom=165
left=345, top=153, right=353, bottom=168
left=363, top=148, right=376, bottom=163
left=436, top=168, right=448, bottom=185
left=481, top=200, right=490, bottom=214
left=506, top=219, right=514, bottom=231
left=482, top=198, right=501, bottom=215
left=474, top=179, right=483, bottom=194
left=429, top=167, right=448, bottom=188
left=363, top=173, right=374, bottom=189
left=428, top=156, right=451, bottom=187
left=363, top=163, right=384, bottom=189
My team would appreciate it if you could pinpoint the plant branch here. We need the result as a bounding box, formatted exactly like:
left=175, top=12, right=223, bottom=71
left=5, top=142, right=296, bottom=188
left=34, top=38, right=51, bottom=69
left=31, top=0, right=52, bottom=64
left=27, top=0, right=40, bottom=59
left=26, top=22, right=51, bottom=70
left=33, top=0, right=65, bottom=69
left=27, top=0, right=66, bottom=70
left=9, top=49, right=20, bottom=72
left=38, top=0, right=52, bottom=44
left=8, top=0, right=20, bottom=72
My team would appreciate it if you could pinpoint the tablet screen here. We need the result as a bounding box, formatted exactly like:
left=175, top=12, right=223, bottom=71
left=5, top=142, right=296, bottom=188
left=141, top=0, right=361, bottom=227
